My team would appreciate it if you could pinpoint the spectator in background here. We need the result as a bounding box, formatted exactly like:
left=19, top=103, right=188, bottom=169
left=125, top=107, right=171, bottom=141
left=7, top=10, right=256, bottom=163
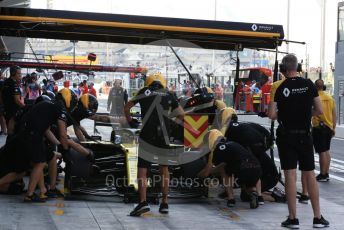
left=107, top=79, right=128, bottom=116
left=42, top=79, right=54, bottom=93
left=63, top=80, right=70, bottom=89
left=21, top=74, right=29, bottom=102
left=88, top=82, right=97, bottom=98
left=261, top=78, right=273, bottom=111
left=80, top=80, right=88, bottom=95
left=71, top=82, right=81, bottom=98
left=26, top=72, right=41, bottom=101
left=52, top=81, right=58, bottom=93
left=214, top=83, right=224, bottom=100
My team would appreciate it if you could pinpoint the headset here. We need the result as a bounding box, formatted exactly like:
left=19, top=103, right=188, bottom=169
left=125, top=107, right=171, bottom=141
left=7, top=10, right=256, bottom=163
left=279, top=62, right=302, bottom=73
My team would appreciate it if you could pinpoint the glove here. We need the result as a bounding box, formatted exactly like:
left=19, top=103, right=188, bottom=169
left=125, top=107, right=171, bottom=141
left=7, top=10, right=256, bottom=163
left=129, top=118, right=140, bottom=128
left=257, top=112, right=267, bottom=118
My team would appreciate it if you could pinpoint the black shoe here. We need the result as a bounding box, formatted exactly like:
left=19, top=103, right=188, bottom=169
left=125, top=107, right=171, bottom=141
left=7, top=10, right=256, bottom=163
left=298, top=194, right=310, bottom=204
left=227, top=199, right=236, bottom=207
left=249, top=192, right=259, bottom=209
left=46, top=188, right=65, bottom=198
left=130, top=201, right=150, bottom=216
left=159, top=203, right=169, bottom=214
left=313, top=215, right=329, bottom=228
left=281, top=217, right=299, bottom=229
left=316, top=174, right=330, bottom=182
left=258, top=196, right=264, bottom=205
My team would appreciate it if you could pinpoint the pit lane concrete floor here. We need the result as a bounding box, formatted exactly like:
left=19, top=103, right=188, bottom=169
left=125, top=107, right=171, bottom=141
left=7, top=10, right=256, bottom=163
left=0, top=135, right=343, bottom=230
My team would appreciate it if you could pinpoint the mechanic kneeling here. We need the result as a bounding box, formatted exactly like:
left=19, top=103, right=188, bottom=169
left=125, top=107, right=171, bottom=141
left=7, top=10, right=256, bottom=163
left=198, top=129, right=263, bottom=209
left=0, top=88, right=94, bottom=202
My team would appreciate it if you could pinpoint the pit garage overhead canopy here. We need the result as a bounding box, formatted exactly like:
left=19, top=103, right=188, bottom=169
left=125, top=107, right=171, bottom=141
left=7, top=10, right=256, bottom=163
left=0, top=7, right=284, bottom=50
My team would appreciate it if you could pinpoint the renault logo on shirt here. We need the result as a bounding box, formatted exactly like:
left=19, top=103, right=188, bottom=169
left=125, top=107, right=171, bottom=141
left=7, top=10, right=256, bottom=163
left=283, top=88, right=290, bottom=97
left=144, top=89, right=151, bottom=96
left=219, top=145, right=226, bottom=150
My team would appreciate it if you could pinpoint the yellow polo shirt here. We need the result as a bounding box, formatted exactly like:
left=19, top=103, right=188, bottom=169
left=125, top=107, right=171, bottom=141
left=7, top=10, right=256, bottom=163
left=312, top=91, right=336, bottom=130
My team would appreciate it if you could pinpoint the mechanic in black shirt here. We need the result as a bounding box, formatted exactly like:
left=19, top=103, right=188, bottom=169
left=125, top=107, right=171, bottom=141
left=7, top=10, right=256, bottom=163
left=268, top=54, right=329, bottom=228
left=215, top=107, right=277, bottom=198
left=224, top=120, right=270, bottom=157
left=124, top=72, right=184, bottom=216
left=67, top=93, right=126, bottom=141
left=198, top=129, right=262, bottom=209
left=107, top=79, right=128, bottom=116
left=189, top=87, right=226, bottom=125
left=0, top=88, right=94, bottom=202
left=2, top=65, right=25, bottom=136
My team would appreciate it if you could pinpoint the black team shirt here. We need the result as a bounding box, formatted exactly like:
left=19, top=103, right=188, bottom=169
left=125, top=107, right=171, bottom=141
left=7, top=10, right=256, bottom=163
left=274, top=77, right=318, bottom=130
left=2, top=78, right=21, bottom=116
left=131, top=85, right=179, bottom=147
left=21, top=101, right=67, bottom=135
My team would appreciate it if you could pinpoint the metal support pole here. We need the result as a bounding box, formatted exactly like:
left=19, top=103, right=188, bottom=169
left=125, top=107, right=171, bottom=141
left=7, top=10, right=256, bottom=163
left=270, top=42, right=279, bottom=163
left=286, top=0, right=290, bottom=53
left=73, top=41, right=76, bottom=65
left=320, top=0, right=327, bottom=71
left=233, top=51, right=240, bottom=109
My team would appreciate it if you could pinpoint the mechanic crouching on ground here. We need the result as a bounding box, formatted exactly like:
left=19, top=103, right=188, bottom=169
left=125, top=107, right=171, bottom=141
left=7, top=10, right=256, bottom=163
left=124, top=73, right=184, bottom=216
left=0, top=88, right=94, bottom=202
left=198, top=129, right=263, bottom=209
left=268, top=54, right=329, bottom=228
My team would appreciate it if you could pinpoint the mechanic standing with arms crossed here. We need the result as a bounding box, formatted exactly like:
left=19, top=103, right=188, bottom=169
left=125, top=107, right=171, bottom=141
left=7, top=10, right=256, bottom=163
left=124, top=73, right=184, bottom=216
left=268, top=54, right=329, bottom=229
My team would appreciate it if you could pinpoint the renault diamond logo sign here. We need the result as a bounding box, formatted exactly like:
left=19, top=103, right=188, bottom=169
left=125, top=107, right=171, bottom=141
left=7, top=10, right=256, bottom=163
left=283, top=88, right=290, bottom=97
left=251, top=24, right=257, bottom=31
